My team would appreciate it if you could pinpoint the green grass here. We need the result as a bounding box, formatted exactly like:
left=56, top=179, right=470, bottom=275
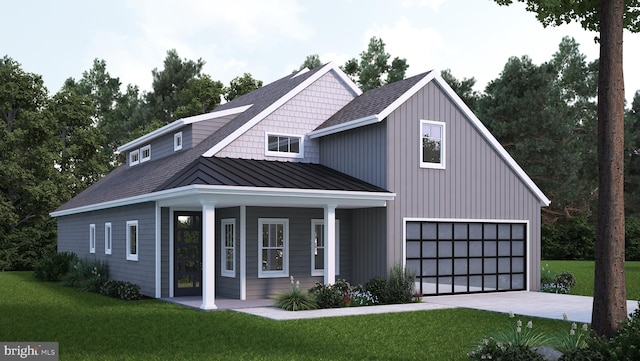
left=0, top=272, right=569, bottom=361
left=542, top=260, right=640, bottom=300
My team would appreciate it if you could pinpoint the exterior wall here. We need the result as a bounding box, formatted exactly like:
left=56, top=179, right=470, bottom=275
left=215, top=207, right=241, bottom=298
left=192, top=118, right=230, bottom=146
left=57, top=202, right=158, bottom=296
left=384, top=81, right=543, bottom=289
left=349, top=207, right=387, bottom=285
left=217, top=71, right=356, bottom=162
left=319, top=121, right=387, bottom=189
left=243, top=206, right=352, bottom=299
left=160, top=207, right=170, bottom=297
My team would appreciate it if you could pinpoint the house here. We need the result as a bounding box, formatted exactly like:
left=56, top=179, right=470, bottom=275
left=50, top=62, right=550, bottom=310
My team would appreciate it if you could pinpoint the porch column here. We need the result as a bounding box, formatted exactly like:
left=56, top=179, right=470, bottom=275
left=324, top=204, right=337, bottom=285
left=201, top=201, right=217, bottom=310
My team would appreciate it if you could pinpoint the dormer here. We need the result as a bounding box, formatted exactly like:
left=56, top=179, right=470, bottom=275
left=118, top=105, right=253, bottom=167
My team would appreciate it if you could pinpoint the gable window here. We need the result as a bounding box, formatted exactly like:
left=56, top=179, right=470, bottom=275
left=420, top=120, right=446, bottom=169
left=258, top=218, right=289, bottom=278
left=221, top=219, right=236, bottom=278
left=89, top=224, right=96, bottom=254
left=104, top=222, right=112, bottom=255
left=311, top=220, right=340, bottom=277
left=265, top=132, right=303, bottom=158
left=140, top=145, right=151, bottom=163
left=126, top=220, right=138, bottom=261
left=129, top=149, right=140, bottom=166
left=174, top=132, right=183, bottom=151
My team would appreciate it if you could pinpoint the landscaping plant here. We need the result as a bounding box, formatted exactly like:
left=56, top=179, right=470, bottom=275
left=33, top=251, right=78, bottom=282
left=274, top=276, right=317, bottom=311
left=61, top=258, right=108, bottom=292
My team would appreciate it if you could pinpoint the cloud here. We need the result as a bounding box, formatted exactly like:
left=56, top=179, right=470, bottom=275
left=400, top=0, right=446, bottom=11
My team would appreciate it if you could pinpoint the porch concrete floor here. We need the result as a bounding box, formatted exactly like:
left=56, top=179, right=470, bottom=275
left=163, top=291, right=639, bottom=324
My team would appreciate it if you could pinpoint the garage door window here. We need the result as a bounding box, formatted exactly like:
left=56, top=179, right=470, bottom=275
left=406, top=221, right=526, bottom=295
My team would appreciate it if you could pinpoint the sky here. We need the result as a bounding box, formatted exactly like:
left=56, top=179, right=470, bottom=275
left=3, top=0, right=639, bottom=104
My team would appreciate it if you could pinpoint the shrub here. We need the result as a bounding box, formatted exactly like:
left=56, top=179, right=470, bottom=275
left=468, top=337, right=545, bottom=361
left=100, top=279, right=144, bottom=301
left=61, top=258, right=108, bottom=292
left=541, top=267, right=576, bottom=294
left=554, top=322, right=590, bottom=354
left=364, top=277, right=389, bottom=305
left=33, top=252, right=78, bottom=281
left=542, top=218, right=595, bottom=260
left=349, top=285, right=378, bottom=307
left=274, top=277, right=317, bottom=311
left=308, top=279, right=351, bottom=309
left=387, top=264, right=415, bottom=304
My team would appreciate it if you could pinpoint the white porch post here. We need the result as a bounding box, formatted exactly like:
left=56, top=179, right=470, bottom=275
left=201, top=201, right=217, bottom=310
left=324, top=204, right=337, bottom=285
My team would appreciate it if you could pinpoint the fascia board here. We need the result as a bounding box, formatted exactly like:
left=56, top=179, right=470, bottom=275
left=431, top=73, right=551, bottom=206
left=117, top=104, right=253, bottom=152
left=203, top=62, right=356, bottom=157
left=49, top=184, right=395, bottom=217
left=308, top=115, right=380, bottom=139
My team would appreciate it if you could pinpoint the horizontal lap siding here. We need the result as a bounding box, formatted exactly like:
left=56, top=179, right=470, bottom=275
left=244, top=207, right=352, bottom=299
left=386, top=82, right=542, bottom=288
left=57, top=202, right=158, bottom=296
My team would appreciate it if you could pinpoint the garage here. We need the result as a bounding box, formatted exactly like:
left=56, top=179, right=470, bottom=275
left=405, top=221, right=527, bottom=296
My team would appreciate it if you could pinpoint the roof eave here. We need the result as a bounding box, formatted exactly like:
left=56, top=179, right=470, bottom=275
left=308, top=115, right=380, bottom=139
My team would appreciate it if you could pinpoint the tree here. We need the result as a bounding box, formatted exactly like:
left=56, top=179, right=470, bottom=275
left=440, top=69, right=480, bottom=111
left=298, top=54, right=323, bottom=71
left=0, top=56, right=59, bottom=270
left=174, top=74, right=224, bottom=119
left=625, top=91, right=640, bottom=216
left=145, top=49, right=205, bottom=124
left=494, top=0, right=640, bottom=337
left=342, top=37, right=409, bottom=91
left=224, top=73, right=263, bottom=102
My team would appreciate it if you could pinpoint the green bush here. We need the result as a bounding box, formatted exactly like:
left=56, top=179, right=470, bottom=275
left=308, top=279, right=351, bottom=309
left=349, top=285, right=378, bottom=306
left=364, top=277, right=389, bottom=305
left=468, top=337, right=545, bottom=361
left=625, top=216, right=640, bottom=261
left=387, top=264, right=415, bottom=304
left=99, top=279, right=144, bottom=301
left=542, top=218, right=595, bottom=260
left=541, top=270, right=576, bottom=294
left=61, top=258, right=108, bottom=292
left=33, top=251, right=78, bottom=281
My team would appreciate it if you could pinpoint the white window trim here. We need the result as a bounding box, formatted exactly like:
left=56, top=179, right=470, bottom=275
left=104, top=222, right=112, bottom=255
left=311, top=219, right=340, bottom=277
left=258, top=218, right=289, bottom=278
left=140, top=144, right=151, bottom=163
left=126, top=220, right=139, bottom=261
left=264, top=132, right=304, bottom=159
left=174, top=132, right=183, bottom=151
left=89, top=224, right=96, bottom=254
left=419, top=119, right=446, bottom=169
left=221, top=218, right=236, bottom=278
left=129, top=149, right=140, bottom=166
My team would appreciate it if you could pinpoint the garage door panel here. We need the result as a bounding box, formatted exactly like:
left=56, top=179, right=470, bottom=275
left=407, top=221, right=527, bottom=295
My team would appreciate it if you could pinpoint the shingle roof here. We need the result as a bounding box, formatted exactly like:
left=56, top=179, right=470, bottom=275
left=159, top=157, right=388, bottom=192
left=315, top=71, right=431, bottom=130
left=53, top=66, right=335, bottom=213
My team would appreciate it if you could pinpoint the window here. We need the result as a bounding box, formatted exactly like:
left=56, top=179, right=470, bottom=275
left=140, top=145, right=151, bottom=163
left=420, top=120, right=445, bottom=169
left=258, top=219, right=289, bottom=278
left=174, top=132, right=183, bottom=151
left=126, top=220, right=138, bottom=261
left=104, top=222, right=112, bottom=255
left=221, top=219, right=236, bottom=277
left=311, top=220, right=340, bottom=276
left=129, top=150, right=140, bottom=166
left=89, top=224, right=96, bottom=253
left=265, top=132, right=303, bottom=158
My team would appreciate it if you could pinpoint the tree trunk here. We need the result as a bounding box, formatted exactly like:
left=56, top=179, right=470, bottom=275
left=592, top=0, right=627, bottom=338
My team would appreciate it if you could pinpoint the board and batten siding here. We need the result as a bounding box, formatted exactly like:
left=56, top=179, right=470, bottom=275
left=385, top=81, right=543, bottom=289
left=216, top=71, right=357, bottom=163
left=57, top=202, right=159, bottom=296
left=243, top=207, right=352, bottom=299
left=160, top=207, right=170, bottom=297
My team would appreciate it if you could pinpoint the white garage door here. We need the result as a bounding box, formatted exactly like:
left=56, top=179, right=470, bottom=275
left=406, top=221, right=527, bottom=295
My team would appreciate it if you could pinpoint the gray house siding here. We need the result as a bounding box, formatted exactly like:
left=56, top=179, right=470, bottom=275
left=57, top=202, right=158, bottom=296
left=215, top=207, right=241, bottom=298
left=349, top=207, right=387, bottom=285
left=161, top=207, right=170, bottom=297
left=385, top=81, right=542, bottom=289
left=319, top=121, right=387, bottom=189
left=192, top=118, right=230, bottom=146
left=243, top=207, right=352, bottom=299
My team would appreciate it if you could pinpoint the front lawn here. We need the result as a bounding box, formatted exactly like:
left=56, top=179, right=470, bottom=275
left=542, top=260, right=640, bottom=300
left=0, top=272, right=569, bottom=361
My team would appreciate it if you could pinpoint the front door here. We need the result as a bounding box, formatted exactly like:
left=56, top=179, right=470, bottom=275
left=174, top=211, right=203, bottom=297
